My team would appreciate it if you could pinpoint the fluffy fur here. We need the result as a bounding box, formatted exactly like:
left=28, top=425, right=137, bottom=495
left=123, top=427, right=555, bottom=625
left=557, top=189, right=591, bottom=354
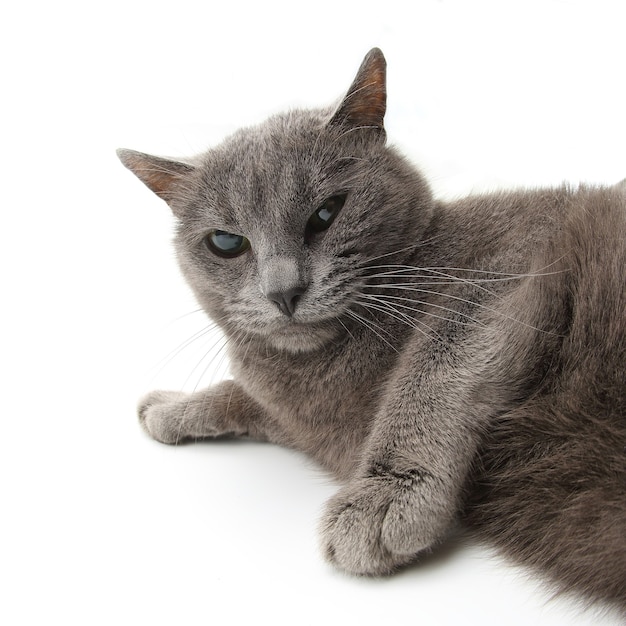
left=118, top=49, right=625, bottom=612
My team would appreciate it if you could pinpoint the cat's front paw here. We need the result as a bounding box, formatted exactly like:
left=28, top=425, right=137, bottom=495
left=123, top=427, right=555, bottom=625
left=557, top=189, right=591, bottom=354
left=321, top=469, right=454, bottom=575
left=138, top=390, right=191, bottom=445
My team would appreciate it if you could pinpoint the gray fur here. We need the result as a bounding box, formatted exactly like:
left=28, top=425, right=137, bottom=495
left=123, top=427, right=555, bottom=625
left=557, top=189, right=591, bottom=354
left=117, top=48, right=626, bottom=611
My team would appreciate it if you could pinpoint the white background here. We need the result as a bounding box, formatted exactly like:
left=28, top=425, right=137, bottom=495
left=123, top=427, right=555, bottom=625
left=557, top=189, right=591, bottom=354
left=2, top=1, right=624, bottom=624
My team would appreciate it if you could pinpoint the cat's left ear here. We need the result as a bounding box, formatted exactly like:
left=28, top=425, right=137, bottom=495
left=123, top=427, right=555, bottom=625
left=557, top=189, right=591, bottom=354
left=329, top=48, right=387, bottom=134
left=116, top=148, right=195, bottom=211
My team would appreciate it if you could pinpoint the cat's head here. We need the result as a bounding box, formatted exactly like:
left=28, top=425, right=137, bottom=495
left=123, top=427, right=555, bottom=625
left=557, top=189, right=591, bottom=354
left=118, top=49, right=433, bottom=353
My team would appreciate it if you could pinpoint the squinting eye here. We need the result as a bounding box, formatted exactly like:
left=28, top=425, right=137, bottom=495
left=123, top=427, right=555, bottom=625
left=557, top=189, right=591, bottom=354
left=307, top=194, right=347, bottom=235
left=205, top=230, right=250, bottom=258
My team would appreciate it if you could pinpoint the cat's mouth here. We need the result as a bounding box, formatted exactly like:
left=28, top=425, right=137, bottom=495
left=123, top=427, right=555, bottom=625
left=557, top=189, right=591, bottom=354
left=250, top=315, right=345, bottom=353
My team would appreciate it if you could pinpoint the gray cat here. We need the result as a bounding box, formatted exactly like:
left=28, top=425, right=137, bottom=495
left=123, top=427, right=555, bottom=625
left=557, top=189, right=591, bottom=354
left=117, top=49, right=625, bottom=611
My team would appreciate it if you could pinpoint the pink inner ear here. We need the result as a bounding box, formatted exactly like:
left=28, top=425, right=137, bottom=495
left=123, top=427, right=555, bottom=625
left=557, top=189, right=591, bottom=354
left=141, top=167, right=180, bottom=199
left=344, top=82, right=386, bottom=127
left=331, top=48, right=387, bottom=130
left=117, top=149, right=191, bottom=201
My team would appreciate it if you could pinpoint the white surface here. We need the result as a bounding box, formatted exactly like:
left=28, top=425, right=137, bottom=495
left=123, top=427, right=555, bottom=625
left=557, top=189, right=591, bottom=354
left=2, top=1, right=624, bottom=624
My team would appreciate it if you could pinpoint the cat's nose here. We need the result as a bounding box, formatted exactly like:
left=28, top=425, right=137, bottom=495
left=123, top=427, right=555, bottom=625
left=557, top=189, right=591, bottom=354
left=266, top=286, right=306, bottom=317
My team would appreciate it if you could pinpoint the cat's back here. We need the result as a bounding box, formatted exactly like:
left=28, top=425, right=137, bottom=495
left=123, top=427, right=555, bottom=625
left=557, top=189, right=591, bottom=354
left=432, top=184, right=623, bottom=267
left=465, top=182, right=626, bottom=609
left=552, top=183, right=626, bottom=412
left=422, top=186, right=625, bottom=337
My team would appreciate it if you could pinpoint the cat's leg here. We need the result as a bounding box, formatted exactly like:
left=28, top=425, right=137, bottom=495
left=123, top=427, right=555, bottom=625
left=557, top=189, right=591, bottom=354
left=321, top=359, right=483, bottom=575
left=138, top=380, right=270, bottom=445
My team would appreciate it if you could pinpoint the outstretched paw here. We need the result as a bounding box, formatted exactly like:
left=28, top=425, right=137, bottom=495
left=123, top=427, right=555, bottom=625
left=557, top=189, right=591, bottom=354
left=137, top=390, right=191, bottom=444
left=321, top=467, right=454, bottom=575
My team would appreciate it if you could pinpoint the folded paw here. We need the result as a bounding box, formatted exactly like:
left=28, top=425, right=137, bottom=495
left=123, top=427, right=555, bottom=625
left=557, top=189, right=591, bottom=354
left=321, top=467, right=454, bottom=575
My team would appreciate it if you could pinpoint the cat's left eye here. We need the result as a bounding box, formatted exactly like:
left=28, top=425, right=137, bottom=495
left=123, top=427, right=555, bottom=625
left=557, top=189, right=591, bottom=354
left=205, top=230, right=250, bottom=258
left=306, top=194, right=347, bottom=236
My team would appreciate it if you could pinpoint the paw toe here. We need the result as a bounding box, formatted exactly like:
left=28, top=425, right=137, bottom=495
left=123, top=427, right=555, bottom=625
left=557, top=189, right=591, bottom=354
left=321, top=483, right=413, bottom=575
left=321, top=476, right=452, bottom=575
left=137, top=390, right=187, bottom=444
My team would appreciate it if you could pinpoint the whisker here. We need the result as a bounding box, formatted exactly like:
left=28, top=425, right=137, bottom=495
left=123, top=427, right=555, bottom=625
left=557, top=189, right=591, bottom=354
left=149, top=323, right=218, bottom=385
left=337, top=317, right=357, bottom=342
left=168, top=308, right=207, bottom=322
left=346, top=309, right=399, bottom=353
left=177, top=330, right=235, bottom=444
left=359, top=292, right=486, bottom=329
left=365, top=264, right=566, bottom=286
left=183, top=333, right=229, bottom=392
left=361, top=236, right=444, bottom=265
left=370, top=285, right=554, bottom=334
left=356, top=297, right=443, bottom=343
left=364, top=265, right=508, bottom=306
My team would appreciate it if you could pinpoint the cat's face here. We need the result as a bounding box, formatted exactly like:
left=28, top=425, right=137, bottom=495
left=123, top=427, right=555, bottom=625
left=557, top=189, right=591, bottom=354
left=118, top=49, right=433, bottom=353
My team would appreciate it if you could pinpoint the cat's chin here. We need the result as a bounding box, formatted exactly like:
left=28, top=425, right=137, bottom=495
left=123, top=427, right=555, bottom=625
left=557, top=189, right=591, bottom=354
left=260, top=322, right=344, bottom=354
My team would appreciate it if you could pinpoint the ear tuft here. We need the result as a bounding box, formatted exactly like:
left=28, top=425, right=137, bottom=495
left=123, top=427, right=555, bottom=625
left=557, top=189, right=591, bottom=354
left=330, top=48, right=387, bottom=131
left=116, top=148, right=195, bottom=203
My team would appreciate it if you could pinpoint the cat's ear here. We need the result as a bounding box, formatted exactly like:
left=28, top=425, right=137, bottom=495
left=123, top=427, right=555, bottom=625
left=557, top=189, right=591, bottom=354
left=116, top=148, right=195, bottom=209
left=329, top=48, right=387, bottom=133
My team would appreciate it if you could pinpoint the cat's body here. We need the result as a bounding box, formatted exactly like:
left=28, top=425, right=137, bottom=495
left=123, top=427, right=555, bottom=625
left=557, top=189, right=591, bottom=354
left=118, top=49, right=626, bottom=611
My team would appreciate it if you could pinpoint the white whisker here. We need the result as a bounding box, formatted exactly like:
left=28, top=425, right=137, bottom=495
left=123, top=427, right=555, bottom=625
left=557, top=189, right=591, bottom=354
left=358, top=292, right=486, bottom=329
left=346, top=309, right=399, bottom=353
left=356, top=297, right=443, bottom=343
left=361, top=236, right=444, bottom=265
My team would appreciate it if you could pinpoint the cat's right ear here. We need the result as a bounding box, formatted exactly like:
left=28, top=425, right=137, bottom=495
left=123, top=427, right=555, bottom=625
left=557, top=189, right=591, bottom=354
left=116, top=148, right=195, bottom=213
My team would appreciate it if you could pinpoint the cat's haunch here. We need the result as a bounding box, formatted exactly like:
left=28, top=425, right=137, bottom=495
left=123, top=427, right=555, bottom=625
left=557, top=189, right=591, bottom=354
left=118, top=48, right=626, bottom=614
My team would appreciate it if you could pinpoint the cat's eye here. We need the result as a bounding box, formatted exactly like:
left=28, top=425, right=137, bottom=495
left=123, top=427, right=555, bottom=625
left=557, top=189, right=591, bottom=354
left=205, top=230, right=250, bottom=258
left=306, top=194, right=347, bottom=236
